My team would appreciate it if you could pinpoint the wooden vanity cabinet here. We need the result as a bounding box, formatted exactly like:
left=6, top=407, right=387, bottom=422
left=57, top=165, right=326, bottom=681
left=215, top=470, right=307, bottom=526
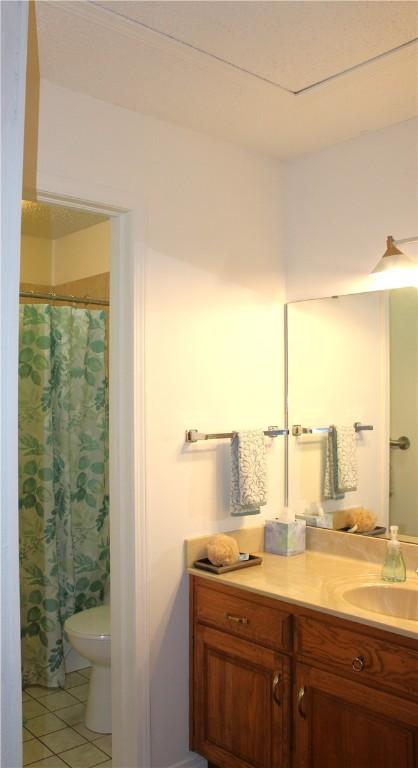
left=195, top=624, right=290, bottom=768
left=189, top=575, right=418, bottom=768
left=294, top=663, right=418, bottom=768
left=294, top=613, right=418, bottom=768
left=190, top=578, right=292, bottom=768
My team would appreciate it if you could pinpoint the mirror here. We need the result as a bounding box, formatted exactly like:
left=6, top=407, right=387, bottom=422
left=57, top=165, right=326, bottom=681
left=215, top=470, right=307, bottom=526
left=286, top=287, right=418, bottom=543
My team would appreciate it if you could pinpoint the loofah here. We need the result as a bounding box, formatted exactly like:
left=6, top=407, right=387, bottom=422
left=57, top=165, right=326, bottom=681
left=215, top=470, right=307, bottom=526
left=345, top=507, right=377, bottom=533
left=207, top=534, right=240, bottom=567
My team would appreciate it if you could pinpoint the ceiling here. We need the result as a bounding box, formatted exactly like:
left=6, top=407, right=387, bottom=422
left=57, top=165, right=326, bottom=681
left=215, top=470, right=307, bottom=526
left=21, top=200, right=108, bottom=239
left=35, top=1, right=418, bottom=158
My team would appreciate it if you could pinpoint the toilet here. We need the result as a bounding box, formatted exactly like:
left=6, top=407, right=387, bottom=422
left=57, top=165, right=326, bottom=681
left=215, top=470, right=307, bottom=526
left=64, top=605, right=111, bottom=733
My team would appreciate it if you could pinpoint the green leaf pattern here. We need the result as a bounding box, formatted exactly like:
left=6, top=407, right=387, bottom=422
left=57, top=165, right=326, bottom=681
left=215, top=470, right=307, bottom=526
left=19, top=305, right=109, bottom=688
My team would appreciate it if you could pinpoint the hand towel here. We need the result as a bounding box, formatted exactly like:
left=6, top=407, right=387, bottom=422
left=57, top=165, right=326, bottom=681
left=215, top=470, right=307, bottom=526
left=324, top=425, right=358, bottom=500
left=230, top=430, right=267, bottom=516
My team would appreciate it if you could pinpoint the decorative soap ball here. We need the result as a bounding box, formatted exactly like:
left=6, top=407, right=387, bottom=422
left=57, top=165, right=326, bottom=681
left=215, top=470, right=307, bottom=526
left=346, top=507, right=377, bottom=533
left=207, top=534, right=240, bottom=567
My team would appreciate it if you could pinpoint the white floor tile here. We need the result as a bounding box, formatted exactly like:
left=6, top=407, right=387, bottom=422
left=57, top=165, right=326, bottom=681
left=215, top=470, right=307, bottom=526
left=68, top=685, right=89, bottom=703
left=64, top=672, right=86, bottom=690
left=92, top=736, right=111, bottom=757
left=27, top=757, right=68, bottom=768
left=22, top=691, right=33, bottom=702
left=23, top=738, right=53, bottom=766
left=26, top=713, right=68, bottom=738
left=40, top=727, right=86, bottom=754
left=77, top=668, right=91, bottom=680
left=23, top=699, right=50, bottom=720
left=43, top=691, right=78, bottom=712
left=26, top=685, right=52, bottom=699
left=72, top=723, right=102, bottom=742
left=56, top=742, right=108, bottom=767
left=54, top=703, right=85, bottom=727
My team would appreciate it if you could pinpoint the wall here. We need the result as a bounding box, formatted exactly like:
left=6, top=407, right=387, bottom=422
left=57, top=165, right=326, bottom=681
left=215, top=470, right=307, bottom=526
left=20, top=234, right=53, bottom=283
left=53, top=221, right=109, bottom=283
left=20, top=222, right=109, bottom=285
left=31, top=80, right=284, bottom=768
left=283, top=117, right=418, bottom=301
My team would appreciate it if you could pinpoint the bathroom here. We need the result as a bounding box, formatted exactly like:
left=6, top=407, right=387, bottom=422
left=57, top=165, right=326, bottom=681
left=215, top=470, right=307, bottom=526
left=1, top=2, right=417, bottom=768
left=18, top=200, right=112, bottom=764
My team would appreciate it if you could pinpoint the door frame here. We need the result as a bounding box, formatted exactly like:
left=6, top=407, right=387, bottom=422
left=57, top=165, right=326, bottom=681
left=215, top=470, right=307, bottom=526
left=27, top=189, right=151, bottom=768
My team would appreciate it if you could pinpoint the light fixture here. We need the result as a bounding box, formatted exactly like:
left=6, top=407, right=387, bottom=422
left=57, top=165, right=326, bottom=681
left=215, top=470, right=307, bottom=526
left=371, top=235, right=418, bottom=274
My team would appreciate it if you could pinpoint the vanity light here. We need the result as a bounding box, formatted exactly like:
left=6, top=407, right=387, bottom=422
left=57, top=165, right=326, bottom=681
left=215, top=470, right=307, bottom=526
left=371, top=235, right=418, bottom=274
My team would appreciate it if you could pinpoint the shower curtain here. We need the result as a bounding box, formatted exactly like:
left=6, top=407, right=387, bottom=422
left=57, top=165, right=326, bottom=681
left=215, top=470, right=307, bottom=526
left=19, top=304, right=109, bottom=688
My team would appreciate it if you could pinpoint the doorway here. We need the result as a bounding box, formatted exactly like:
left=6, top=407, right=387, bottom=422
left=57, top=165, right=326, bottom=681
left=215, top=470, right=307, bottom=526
left=19, top=199, right=112, bottom=765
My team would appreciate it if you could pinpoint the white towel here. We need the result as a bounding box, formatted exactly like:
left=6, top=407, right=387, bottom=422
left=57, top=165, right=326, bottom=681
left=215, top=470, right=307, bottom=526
left=324, top=425, right=358, bottom=500
left=231, top=430, right=267, bottom=516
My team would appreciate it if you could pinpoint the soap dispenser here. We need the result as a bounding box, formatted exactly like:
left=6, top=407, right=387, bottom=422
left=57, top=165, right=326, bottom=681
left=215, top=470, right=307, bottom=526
left=382, top=525, right=406, bottom=583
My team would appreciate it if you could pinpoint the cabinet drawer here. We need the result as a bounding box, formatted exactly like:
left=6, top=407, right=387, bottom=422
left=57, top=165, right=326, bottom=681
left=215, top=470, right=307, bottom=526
left=195, top=581, right=291, bottom=651
left=296, top=615, right=418, bottom=700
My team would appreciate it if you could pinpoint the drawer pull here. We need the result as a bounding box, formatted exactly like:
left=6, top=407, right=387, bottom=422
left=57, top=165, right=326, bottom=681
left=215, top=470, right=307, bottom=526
left=297, top=686, right=306, bottom=719
left=272, top=672, right=282, bottom=705
left=352, top=655, right=365, bottom=672
left=225, top=613, right=248, bottom=625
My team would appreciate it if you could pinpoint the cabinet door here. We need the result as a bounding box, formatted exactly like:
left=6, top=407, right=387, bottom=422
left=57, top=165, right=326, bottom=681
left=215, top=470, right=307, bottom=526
left=294, top=663, right=418, bottom=768
left=194, top=623, right=290, bottom=768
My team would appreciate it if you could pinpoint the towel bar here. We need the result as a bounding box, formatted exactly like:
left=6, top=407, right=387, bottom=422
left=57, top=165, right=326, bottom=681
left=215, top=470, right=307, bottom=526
left=292, top=422, right=373, bottom=437
left=390, top=435, right=410, bottom=450
left=185, top=427, right=288, bottom=443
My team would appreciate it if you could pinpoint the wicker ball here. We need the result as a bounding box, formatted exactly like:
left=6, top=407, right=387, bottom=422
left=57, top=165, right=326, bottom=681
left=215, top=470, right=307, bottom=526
left=207, top=534, right=240, bottom=567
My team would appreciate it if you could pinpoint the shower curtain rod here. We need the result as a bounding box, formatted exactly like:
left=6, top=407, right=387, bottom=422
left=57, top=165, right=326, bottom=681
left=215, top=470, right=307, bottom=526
left=20, top=290, right=109, bottom=307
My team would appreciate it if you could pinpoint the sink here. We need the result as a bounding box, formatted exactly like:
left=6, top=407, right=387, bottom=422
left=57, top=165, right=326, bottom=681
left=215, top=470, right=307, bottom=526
left=343, top=584, right=418, bottom=621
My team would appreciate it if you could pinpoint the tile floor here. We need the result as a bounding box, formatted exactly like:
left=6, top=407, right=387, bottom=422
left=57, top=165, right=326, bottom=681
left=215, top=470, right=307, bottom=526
left=22, top=669, right=112, bottom=768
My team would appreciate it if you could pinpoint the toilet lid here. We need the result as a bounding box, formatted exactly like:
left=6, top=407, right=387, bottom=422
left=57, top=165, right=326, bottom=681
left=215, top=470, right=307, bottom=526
left=65, top=605, right=110, bottom=638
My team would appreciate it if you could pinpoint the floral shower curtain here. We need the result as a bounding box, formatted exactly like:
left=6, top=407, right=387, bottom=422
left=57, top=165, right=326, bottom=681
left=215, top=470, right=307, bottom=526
left=19, top=304, right=109, bottom=688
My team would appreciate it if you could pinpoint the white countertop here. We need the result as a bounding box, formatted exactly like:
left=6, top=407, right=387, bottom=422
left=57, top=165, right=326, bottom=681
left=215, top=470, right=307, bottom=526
left=188, top=548, right=418, bottom=641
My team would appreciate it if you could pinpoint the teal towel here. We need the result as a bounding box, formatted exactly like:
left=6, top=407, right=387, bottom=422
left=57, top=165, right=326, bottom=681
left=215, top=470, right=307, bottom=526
left=324, top=425, right=358, bottom=499
left=230, top=430, right=267, bottom=516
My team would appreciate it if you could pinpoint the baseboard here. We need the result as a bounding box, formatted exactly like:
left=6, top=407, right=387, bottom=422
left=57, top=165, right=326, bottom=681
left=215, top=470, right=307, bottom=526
left=169, top=753, right=207, bottom=768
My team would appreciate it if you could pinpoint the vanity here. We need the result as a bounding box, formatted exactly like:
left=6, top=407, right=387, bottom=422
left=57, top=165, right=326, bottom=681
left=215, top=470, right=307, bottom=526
left=187, top=285, right=418, bottom=767
left=187, top=530, right=418, bottom=768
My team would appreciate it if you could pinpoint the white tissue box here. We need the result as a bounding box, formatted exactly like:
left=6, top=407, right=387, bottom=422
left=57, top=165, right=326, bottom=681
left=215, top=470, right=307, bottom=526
left=296, top=513, right=319, bottom=527
left=296, top=510, right=348, bottom=530
left=264, top=519, right=306, bottom=556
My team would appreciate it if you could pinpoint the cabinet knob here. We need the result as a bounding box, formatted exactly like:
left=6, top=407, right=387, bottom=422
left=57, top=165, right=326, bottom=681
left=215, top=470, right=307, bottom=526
left=272, top=672, right=282, bottom=705
left=225, top=612, right=248, bottom=625
left=297, top=686, right=306, bottom=719
left=352, top=655, right=365, bottom=672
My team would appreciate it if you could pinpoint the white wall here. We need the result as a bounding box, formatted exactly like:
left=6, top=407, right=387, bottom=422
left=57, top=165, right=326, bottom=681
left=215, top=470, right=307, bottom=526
left=283, top=118, right=418, bottom=301
left=20, top=234, right=53, bottom=283
left=20, top=223, right=109, bottom=285
left=287, top=293, right=388, bottom=527
left=32, top=80, right=284, bottom=768
left=53, top=220, right=109, bottom=283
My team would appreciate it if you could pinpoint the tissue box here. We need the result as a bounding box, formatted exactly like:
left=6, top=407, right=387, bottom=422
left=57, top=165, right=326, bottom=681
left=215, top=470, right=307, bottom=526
left=265, top=519, right=306, bottom=556
left=296, top=513, right=320, bottom=527
left=296, top=510, right=349, bottom=530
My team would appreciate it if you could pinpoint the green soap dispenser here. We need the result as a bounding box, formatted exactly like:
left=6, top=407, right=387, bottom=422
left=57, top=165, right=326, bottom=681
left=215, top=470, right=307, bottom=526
left=382, top=525, right=406, bottom=583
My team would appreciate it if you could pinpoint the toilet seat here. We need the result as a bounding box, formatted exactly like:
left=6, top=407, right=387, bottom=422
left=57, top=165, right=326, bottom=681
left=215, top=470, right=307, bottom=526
left=65, top=605, right=110, bottom=640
